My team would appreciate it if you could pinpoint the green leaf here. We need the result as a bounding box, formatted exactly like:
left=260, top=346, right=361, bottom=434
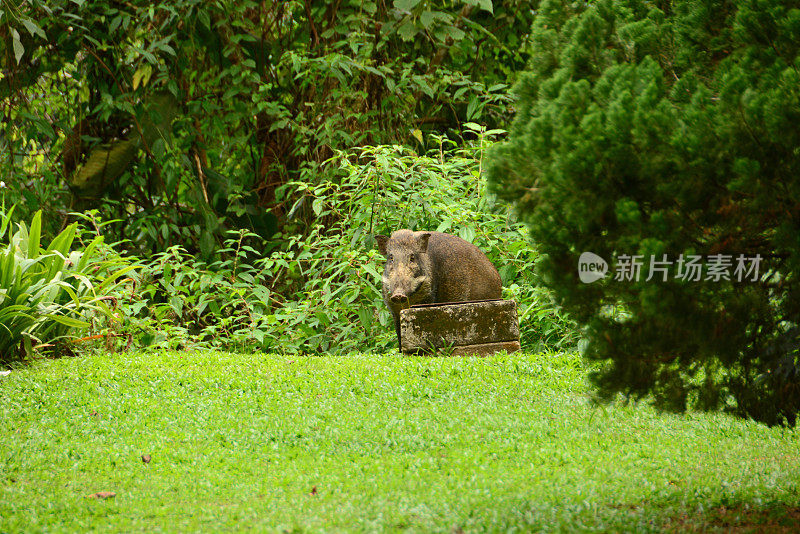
left=109, top=14, right=122, bottom=33
left=0, top=248, right=16, bottom=288
left=21, top=19, right=46, bottom=39
left=158, top=43, right=176, bottom=56
left=287, top=197, right=305, bottom=220
left=132, top=68, right=145, bottom=90
left=312, top=197, right=324, bottom=217
left=11, top=28, right=24, bottom=64
left=393, top=0, right=421, bottom=12
left=458, top=226, right=476, bottom=243
left=445, top=26, right=465, bottom=41
left=413, top=76, right=434, bottom=98
left=46, top=223, right=77, bottom=256
left=357, top=306, right=373, bottom=329
left=75, top=236, right=102, bottom=272
left=71, top=140, right=137, bottom=194
left=169, top=295, right=183, bottom=318
left=420, top=10, right=436, bottom=28
left=0, top=205, right=15, bottom=240
left=397, top=21, right=417, bottom=41
left=197, top=9, right=210, bottom=29
left=59, top=282, right=81, bottom=307
left=48, top=315, right=90, bottom=328
left=466, top=96, right=481, bottom=120
left=477, top=0, right=493, bottom=14
left=28, top=211, right=42, bottom=260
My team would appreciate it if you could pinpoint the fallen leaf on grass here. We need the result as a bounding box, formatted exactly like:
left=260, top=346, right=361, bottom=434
left=141, top=454, right=151, bottom=464
left=86, top=492, right=116, bottom=499
left=310, top=486, right=318, bottom=496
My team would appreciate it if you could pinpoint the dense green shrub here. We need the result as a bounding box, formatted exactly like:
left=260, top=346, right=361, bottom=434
left=111, top=138, right=577, bottom=354
left=1, top=0, right=536, bottom=255
left=0, top=207, right=134, bottom=364
left=488, top=0, right=800, bottom=425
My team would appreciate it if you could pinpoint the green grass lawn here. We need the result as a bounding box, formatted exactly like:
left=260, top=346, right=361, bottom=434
left=1, top=350, right=798, bottom=533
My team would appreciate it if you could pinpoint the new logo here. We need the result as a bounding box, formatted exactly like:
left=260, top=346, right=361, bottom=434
left=578, top=252, right=608, bottom=284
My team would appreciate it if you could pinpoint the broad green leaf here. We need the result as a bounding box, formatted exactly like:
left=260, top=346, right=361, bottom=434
left=11, top=28, right=23, bottom=63
left=199, top=231, right=215, bottom=258
left=109, top=14, right=122, bottom=33
left=413, top=76, right=434, bottom=98
left=357, top=306, right=373, bottom=329
left=420, top=10, right=436, bottom=28
left=445, top=26, right=465, bottom=41
left=97, top=265, right=137, bottom=293
left=21, top=18, right=46, bottom=39
left=393, top=0, right=420, bottom=12
left=436, top=220, right=453, bottom=233
left=75, top=236, right=102, bottom=272
left=458, top=226, right=476, bottom=243
left=48, top=314, right=90, bottom=328
left=68, top=272, right=93, bottom=292
left=0, top=204, right=15, bottom=239
left=362, top=262, right=380, bottom=281
left=169, top=296, right=183, bottom=317
left=46, top=223, right=77, bottom=256
left=311, top=197, right=324, bottom=216
left=28, top=211, right=42, bottom=260
left=132, top=68, right=144, bottom=90
left=58, top=282, right=80, bottom=306
left=466, top=97, right=481, bottom=120
left=132, top=64, right=152, bottom=90
left=0, top=249, right=16, bottom=287
left=71, top=140, right=137, bottom=194
left=397, top=21, right=417, bottom=41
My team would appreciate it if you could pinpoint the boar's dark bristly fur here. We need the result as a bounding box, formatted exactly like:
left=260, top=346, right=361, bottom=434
left=375, top=229, right=502, bottom=349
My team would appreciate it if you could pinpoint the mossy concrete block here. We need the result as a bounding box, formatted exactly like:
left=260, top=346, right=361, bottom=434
left=400, top=299, right=520, bottom=356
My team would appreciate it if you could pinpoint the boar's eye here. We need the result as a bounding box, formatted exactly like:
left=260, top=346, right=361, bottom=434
left=409, top=253, right=417, bottom=263
left=387, top=253, right=393, bottom=262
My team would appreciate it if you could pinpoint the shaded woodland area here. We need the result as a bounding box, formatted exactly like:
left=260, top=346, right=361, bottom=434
left=2, top=0, right=533, bottom=254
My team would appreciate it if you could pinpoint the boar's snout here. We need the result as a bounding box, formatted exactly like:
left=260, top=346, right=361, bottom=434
left=389, top=292, right=408, bottom=304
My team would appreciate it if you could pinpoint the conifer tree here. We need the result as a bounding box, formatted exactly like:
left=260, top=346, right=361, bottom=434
left=489, top=0, right=800, bottom=425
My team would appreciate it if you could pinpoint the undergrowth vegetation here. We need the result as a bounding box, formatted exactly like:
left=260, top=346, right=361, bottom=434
left=1, top=138, right=578, bottom=362
left=0, top=208, right=133, bottom=364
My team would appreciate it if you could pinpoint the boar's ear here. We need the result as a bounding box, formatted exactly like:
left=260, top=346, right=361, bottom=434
left=375, top=235, right=389, bottom=256
left=416, top=232, right=431, bottom=253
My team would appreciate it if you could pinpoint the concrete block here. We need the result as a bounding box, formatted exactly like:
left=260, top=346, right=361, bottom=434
left=400, top=299, right=520, bottom=356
